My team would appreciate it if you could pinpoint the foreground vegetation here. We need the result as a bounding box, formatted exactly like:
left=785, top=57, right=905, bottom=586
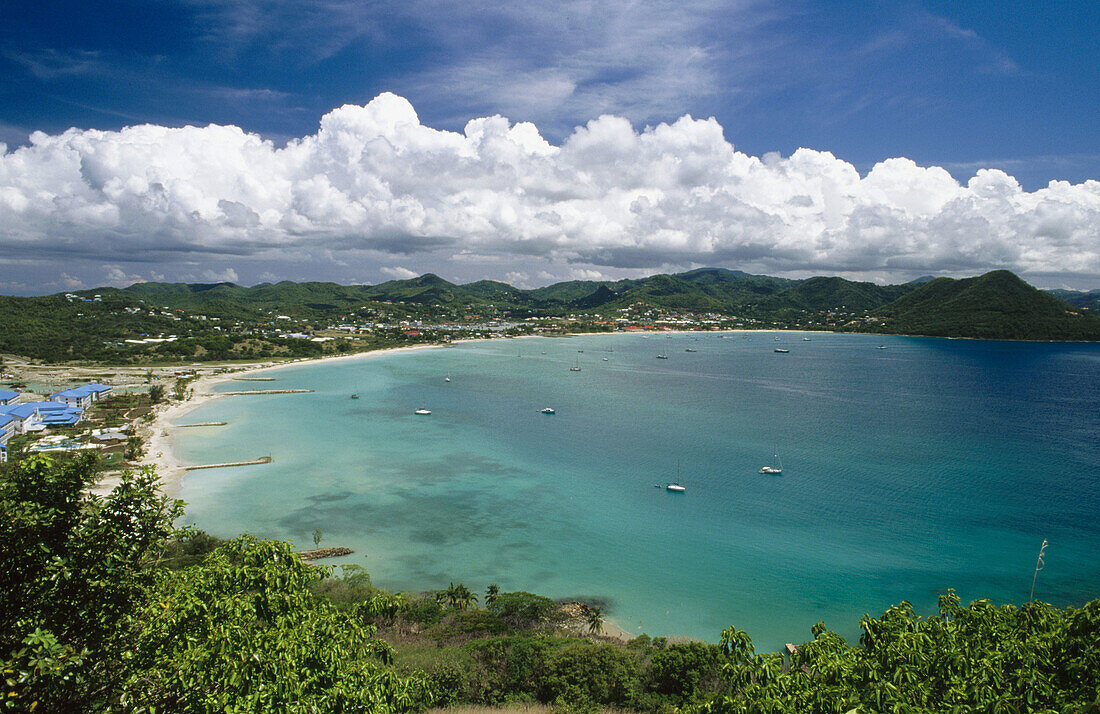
left=3, top=454, right=1099, bottom=712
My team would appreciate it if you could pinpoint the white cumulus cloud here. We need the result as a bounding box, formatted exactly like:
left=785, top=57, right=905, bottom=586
left=1, top=92, right=1098, bottom=288
left=380, top=266, right=419, bottom=280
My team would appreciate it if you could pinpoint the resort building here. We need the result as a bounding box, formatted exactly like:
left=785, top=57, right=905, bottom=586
left=0, top=389, right=20, bottom=405
left=0, top=401, right=85, bottom=433
left=0, top=403, right=41, bottom=434
left=50, top=383, right=113, bottom=408
left=0, top=413, right=14, bottom=461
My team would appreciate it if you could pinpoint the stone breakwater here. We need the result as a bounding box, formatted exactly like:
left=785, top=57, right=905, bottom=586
left=296, top=547, right=354, bottom=561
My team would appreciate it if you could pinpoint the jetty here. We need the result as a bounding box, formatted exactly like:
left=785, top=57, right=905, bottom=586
left=296, top=547, right=354, bottom=561
left=175, top=421, right=227, bottom=428
left=222, top=389, right=314, bottom=395
left=232, top=376, right=277, bottom=381
left=184, top=456, right=272, bottom=471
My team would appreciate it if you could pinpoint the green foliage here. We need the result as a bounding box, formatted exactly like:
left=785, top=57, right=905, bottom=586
left=689, top=590, right=1100, bottom=713
left=159, top=528, right=228, bottom=569
left=871, top=270, right=1100, bottom=340
left=461, top=635, right=566, bottom=704
left=124, top=535, right=431, bottom=711
left=487, top=591, right=560, bottom=626
left=0, top=454, right=181, bottom=711
left=536, top=642, right=638, bottom=707
left=402, top=594, right=446, bottom=626
left=124, top=434, right=143, bottom=460
left=644, top=641, right=729, bottom=702
left=425, top=610, right=510, bottom=643
left=147, top=384, right=165, bottom=404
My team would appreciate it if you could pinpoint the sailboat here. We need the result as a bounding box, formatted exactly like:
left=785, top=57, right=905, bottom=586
left=444, top=375, right=451, bottom=382
left=569, top=358, right=581, bottom=372
left=759, top=452, right=783, bottom=475
left=666, top=462, right=687, bottom=492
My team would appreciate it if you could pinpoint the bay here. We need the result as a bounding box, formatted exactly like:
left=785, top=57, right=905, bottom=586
left=176, top=332, right=1100, bottom=650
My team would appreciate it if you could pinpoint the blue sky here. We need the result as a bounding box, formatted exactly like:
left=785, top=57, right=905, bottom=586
left=1, top=0, right=1098, bottom=292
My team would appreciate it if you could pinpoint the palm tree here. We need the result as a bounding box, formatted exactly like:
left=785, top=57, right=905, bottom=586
left=485, top=584, right=500, bottom=608
left=446, top=582, right=478, bottom=611
left=585, top=605, right=603, bottom=635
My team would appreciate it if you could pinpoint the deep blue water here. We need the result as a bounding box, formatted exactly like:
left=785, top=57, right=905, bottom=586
left=176, top=332, right=1100, bottom=650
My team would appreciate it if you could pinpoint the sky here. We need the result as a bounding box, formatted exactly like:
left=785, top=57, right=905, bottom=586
left=1, top=0, right=1098, bottom=294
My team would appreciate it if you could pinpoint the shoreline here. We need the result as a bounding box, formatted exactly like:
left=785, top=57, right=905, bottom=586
left=136, top=342, right=450, bottom=498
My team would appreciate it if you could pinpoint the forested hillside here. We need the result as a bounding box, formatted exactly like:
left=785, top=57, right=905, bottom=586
left=2, top=269, right=1097, bottom=364
left=869, top=270, right=1100, bottom=340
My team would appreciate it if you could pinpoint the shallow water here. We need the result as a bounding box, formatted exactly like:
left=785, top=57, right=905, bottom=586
left=177, top=332, right=1100, bottom=650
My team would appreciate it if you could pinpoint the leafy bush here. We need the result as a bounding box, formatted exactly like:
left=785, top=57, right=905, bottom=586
left=402, top=594, right=446, bottom=626
left=643, top=641, right=729, bottom=704
left=426, top=609, right=510, bottom=642
left=487, top=590, right=560, bottom=626
left=536, top=642, right=638, bottom=706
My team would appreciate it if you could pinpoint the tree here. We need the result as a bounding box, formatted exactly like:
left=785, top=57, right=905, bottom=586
left=125, top=535, right=432, bottom=711
left=688, top=591, right=1100, bottom=713
left=585, top=605, right=603, bottom=635
left=1, top=455, right=181, bottom=711
left=445, top=582, right=478, bottom=611
left=124, top=434, right=143, bottom=460
left=485, top=583, right=500, bottom=608
left=148, top=384, right=165, bottom=404
left=313, top=527, right=324, bottom=548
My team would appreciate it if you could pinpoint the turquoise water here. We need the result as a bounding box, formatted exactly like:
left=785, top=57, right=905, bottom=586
left=177, top=333, right=1100, bottom=650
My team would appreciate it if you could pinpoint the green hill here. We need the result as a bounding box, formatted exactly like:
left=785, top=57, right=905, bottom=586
left=873, top=270, right=1100, bottom=340
left=1047, top=288, right=1100, bottom=312
left=761, top=276, right=914, bottom=312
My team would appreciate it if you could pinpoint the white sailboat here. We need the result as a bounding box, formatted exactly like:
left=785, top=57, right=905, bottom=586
left=666, top=461, right=686, bottom=492
left=759, top=452, right=783, bottom=474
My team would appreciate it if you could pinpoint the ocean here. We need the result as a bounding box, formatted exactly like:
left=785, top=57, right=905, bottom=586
left=175, top=332, right=1100, bottom=650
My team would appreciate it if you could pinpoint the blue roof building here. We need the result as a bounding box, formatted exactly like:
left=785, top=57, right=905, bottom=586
left=51, top=382, right=113, bottom=408
left=0, top=401, right=84, bottom=431
left=0, top=389, right=20, bottom=405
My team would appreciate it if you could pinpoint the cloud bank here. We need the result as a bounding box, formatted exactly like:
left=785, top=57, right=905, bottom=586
left=1, top=92, right=1097, bottom=289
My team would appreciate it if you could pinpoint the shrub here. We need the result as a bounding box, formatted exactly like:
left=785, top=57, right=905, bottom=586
left=488, top=590, right=559, bottom=626
left=536, top=642, right=638, bottom=707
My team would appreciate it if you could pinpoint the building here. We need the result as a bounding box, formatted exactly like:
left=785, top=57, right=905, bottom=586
left=0, top=401, right=85, bottom=432
left=0, top=389, right=20, bottom=405
left=29, top=402, right=85, bottom=428
left=0, top=403, right=42, bottom=434
left=0, top=413, right=14, bottom=462
left=50, top=383, right=113, bottom=408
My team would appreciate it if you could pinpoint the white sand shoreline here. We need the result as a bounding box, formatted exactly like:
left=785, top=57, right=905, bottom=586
left=138, top=342, right=451, bottom=497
